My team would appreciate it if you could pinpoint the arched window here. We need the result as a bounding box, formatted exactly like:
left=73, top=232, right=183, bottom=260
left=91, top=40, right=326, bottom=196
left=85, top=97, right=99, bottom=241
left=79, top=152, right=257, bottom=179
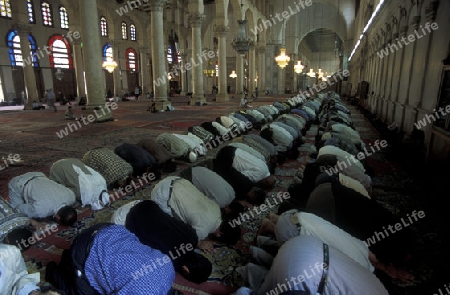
left=0, top=0, right=11, bottom=18
left=100, top=16, right=108, bottom=37
left=41, top=1, right=53, bottom=27
left=59, top=6, right=69, bottom=29
left=167, top=45, right=173, bottom=64
left=121, top=22, right=127, bottom=40
left=126, top=48, right=137, bottom=72
left=103, top=43, right=113, bottom=61
left=48, top=35, right=72, bottom=69
left=7, top=30, right=39, bottom=67
left=27, top=0, right=35, bottom=23
left=130, top=24, right=137, bottom=41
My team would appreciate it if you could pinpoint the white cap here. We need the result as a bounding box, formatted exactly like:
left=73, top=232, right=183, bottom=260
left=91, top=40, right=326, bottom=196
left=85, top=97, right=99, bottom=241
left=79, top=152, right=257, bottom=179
left=188, top=151, right=197, bottom=163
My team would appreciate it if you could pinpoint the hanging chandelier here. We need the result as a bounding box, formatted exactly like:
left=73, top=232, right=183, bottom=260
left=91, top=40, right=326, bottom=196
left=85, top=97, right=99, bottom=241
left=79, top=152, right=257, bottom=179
left=231, top=0, right=254, bottom=55
left=102, top=57, right=118, bottom=73
left=229, top=70, right=237, bottom=78
left=307, top=68, right=316, bottom=78
left=203, top=60, right=216, bottom=77
left=294, top=60, right=304, bottom=74
left=275, top=48, right=290, bottom=69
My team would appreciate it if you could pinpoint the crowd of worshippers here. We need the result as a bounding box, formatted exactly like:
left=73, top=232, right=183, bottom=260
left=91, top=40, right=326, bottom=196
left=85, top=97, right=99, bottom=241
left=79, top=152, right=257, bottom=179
left=0, top=91, right=414, bottom=294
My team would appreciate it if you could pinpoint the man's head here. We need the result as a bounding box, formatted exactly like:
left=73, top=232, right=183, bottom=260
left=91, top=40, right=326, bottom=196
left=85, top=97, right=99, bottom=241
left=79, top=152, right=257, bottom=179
left=246, top=187, right=266, bottom=205
left=208, top=221, right=241, bottom=245
left=4, top=228, right=33, bottom=251
left=257, top=175, right=276, bottom=189
left=55, top=206, right=77, bottom=226
left=30, top=286, right=66, bottom=295
left=181, top=252, right=213, bottom=284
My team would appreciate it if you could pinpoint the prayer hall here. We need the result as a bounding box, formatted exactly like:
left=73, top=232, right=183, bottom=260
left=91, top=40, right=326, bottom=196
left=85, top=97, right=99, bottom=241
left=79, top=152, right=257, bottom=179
left=0, top=0, right=449, bottom=295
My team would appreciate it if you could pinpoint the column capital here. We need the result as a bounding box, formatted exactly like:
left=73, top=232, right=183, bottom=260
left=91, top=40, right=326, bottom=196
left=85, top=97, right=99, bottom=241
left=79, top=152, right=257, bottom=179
left=213, top=25, right=229, bottom=36
left=149, top=0, right=169, bottom=12
left=188, top=13, right=205, bottom=27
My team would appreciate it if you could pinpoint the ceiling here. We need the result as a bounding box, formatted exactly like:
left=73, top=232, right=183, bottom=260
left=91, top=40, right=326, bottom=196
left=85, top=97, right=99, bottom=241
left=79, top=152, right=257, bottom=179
left=302, top=28, right=343, bottom=53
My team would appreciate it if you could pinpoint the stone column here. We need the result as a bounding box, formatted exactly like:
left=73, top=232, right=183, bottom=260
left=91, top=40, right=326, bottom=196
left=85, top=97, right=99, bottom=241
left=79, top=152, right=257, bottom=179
left=186, top=49, right=193, bottom=93
left=256, top=44, right=265, bottom=93
left=80, top=0, right=112, bottom=121
left=188, top=13, right=206, bottom=105
left=110, top=40, right=122, bottom=98
left=72, top=39, right=86, bottom=99
left=248, top=45, right=256, bottom=96
left=214, top=25, right=229, bottom=102
left=15, top=23, right=39, bottom=110
left=265, top=44, right=275, bottom=94
left=179, top=52, right=188, bottom=95
left=139, top=46, right=149, bottom=95
left=236, top=53, right=245, bottom=94
left=150, top=0, right=171, bottom=111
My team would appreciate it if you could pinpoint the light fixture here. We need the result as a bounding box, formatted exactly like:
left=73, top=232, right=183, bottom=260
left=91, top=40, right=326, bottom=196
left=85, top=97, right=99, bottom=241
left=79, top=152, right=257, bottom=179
left=229, top=70, right=237, bottom=78
left=307, top=68, right=316, bottom=78
left=55, top=68, right=64, bottom=81
left=203, top=60, right=216, bottom=77
left=275, top=47, right=290, bottom=69
left=102, top=57, right=118, bottom=73
left=231, top=0, right=254, bottom=54
left=294, top=60, right=304, bottom=74
left=168, top=73, right=173, bottom=80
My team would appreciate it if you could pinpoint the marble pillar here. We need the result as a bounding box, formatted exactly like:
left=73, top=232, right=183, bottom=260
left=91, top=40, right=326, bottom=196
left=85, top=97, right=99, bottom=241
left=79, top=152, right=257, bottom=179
left=110, top=40, right=122, bottom=98
left=150, top=0, right=171, bottom=111
left=214, top=25, right=229, bottom=102
left=248, top=45, right=256, bottom=96
left=188, top=13, right=206, bottom=105
left=236, top=53, right=245, bottom=94
left=139, top=46, right=149, bottom=95
left=16, top=23, right=39, bottom=110
left=72, top=39, right=86, bottom=99
left=80, top=0, right=112, bottom=121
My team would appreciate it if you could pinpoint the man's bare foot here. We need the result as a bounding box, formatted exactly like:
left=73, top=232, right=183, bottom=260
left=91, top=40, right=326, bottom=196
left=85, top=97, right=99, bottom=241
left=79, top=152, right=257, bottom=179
left=385, top=264, right=415, bottom=283
left=259, top=218, right=275, bottom=235
left=30, top=219, right=49, bottom=231
left=198, top=241, right=215, bottom=253
left=268, top=213, right=279, bottom=224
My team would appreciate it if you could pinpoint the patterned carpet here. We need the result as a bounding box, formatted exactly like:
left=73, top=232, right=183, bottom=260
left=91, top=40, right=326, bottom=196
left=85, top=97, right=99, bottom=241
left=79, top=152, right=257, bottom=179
left=0, top=99, right=446, bottom=294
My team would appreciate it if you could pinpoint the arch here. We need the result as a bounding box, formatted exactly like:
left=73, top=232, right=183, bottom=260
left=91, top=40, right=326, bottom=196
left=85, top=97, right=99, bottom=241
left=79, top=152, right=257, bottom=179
left=103, top=43, right=113, bottom=61
left=41, top=1, right=54, bottom=27
left=59, top=6, right=69, bottom=29
left=121, top=21, right=128, bottom=39
left=48, top=35, right=73, bottom=69
left=27, top=0, right=36, bottom=24
left=126, top=48, right=138, bottom=72
left=100, top=16, right=108, bottom=37
left=6, top=30, right=39, bottom=67
left=130, top=23, right=137, bottom=41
